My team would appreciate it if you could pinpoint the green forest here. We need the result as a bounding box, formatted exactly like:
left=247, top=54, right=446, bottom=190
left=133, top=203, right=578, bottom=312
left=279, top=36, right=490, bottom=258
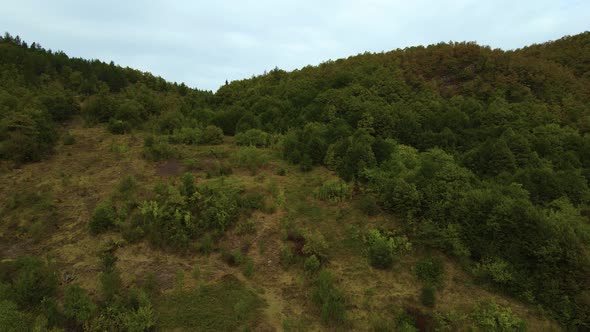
left=1, top=31, right=589, bottom=331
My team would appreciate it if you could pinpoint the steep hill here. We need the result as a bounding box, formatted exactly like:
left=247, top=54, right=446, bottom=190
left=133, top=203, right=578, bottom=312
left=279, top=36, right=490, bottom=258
left=1, top=32, right=589, bottom=331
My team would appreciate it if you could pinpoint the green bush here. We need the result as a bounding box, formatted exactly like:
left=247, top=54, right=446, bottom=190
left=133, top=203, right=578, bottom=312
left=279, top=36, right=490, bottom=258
left=471, top=301, right=526, bottom=332
left=235, top=129, right=271, bottom=147
left=358, top=195, right=379, bottom=216
left=62, top=131, right=76, bottom=145
left=7, top=256, right=58, bottom=309
left=199, top=125, right=224, bottom=144
left=142, top=135, right=176, bottom=161
left=365, top=229, right=412, bottom=269
left=108, top=118, right=132, bottom=134
left=304, top=255, right=321, bottom=275
left=89, top=200, right=117, bottom=234
left=311, top=271, right=346, bottom=325
left=302, top=230, right=329, bottom=262
left=414, top=257, right=444, bottom=286
left=63, top=284, right=95, bottom=324
left=231, top=146, right=268, bottom=174
left=0, top=300, right=29, bottom=331
left=280, top=246, right=295, bottom=267
left=100, top=270, right=122, bottom=302
left=314, top=180, right=351, bottom=203
left=125, top=304, right=156, bottom=332
left=170, top=127, right=201, bottom=145
left=420, top=285, right=436, bottom=307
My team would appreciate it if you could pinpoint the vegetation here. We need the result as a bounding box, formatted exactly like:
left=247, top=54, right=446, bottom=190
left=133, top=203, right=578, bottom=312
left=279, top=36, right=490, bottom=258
left=1, top=31, right=589, bottom=330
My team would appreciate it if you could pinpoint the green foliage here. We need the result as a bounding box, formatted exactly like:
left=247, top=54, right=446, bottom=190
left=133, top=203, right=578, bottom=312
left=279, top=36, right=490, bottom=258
left=304, top=255, right=321, bottom=275
left=199, top=125, right=224, bottom=144
left=302, top=230, right=329, bottom=262
left=125, top=304, right=156, bottom=332
left=0, top=108, right=57, bottom=163
left=365, top=229, right=412, bottom=269
left=1, top=256, right=58, bottom=309
left=358, top=194, right=379, bottom=216
left=100, top=270, right=122, bottom=302
left=89, top=200, right=117, bottom=234
left=414, top=257, right=444, bottom=287
left=471, top=301, right=526, bottom=332
left=313, top=179, right=351, bottom=203
left=420, top=285, right=436, bottom=307
left=311, top=271, right=346, bottom=325
left=231, top=146, right=268, bottom=174
left=142, top=135, right=176, bottom=161
left=234, top=129, right=271, bottom=147
left=0, top=300, right=29, bottom=332
left=63, top=284, right=95, bottom=324
left=62, top=131, right=76, bottom=145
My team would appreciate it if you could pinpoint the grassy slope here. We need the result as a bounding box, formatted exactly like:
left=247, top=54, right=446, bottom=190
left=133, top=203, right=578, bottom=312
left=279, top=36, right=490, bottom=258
left=0, top=121, right=561, bottom=331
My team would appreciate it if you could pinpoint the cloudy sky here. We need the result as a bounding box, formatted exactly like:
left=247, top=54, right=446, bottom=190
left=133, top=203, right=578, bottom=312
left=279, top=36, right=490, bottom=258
left=4, top=1, right=589, bottom=91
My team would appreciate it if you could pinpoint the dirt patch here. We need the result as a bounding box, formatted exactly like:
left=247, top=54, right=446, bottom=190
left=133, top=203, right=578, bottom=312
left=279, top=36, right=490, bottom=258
left=156, top=159, right=183, bottom=177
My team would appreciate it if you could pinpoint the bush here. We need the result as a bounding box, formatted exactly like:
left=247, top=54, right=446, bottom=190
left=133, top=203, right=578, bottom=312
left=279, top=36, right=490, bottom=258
left=142, top=135, right=176, bottom=161
left=7, top=256, right=58, bottom=309
left=100, top=270, right=122, bottom=302
left=108, top=118, right=132, bottom=134
left=89, top=200, right=117, bottom=234
left=358, top=195, right=379, bottom=216
left=304, top=255, right=321, bottom=275
left=302, top=231, right=329, bottom=262
left=471, top=301, right=526, bottom=332
left=365, top=229, right=412, bottom=269
left=0, top=300, right=28, bottom=331
left=314, top=180, right=351, bottom=203
left=280, top=246, right=295, bottom=267
left=62, top=132, right=76, bottom=145
left=415, top=257, right=444, bottom=287
left=199, top=125, right=224, bottom=144
left=125, top=304, right=156, bottom=332
left=420, top=285, right=436, bottom=307
left=170, top=127, right=201, bottom=145
left=235, top=129, right=271, bottom=147
left=63, top=284, right=95, bottom=324
left=311, top=271, right=346, bottom=325
left=231, top=146, right=268, bottom=174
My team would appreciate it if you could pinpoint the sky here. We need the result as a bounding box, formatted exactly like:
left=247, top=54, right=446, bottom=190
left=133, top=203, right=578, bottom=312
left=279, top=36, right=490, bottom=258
left=3, top=1, right=589, bottom=91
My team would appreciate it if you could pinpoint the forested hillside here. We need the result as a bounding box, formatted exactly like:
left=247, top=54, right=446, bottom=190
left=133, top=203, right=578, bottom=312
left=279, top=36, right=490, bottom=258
left=1, top=31, right=589, bottom=331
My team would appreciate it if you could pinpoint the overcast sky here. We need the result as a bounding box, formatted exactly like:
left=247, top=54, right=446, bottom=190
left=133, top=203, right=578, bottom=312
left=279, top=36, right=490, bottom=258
left=4, top=1, right=589, bottom=91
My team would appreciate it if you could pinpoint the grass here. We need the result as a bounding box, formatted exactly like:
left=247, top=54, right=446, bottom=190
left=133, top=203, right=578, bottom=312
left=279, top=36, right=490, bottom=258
left=0, top=122, right=563, bottom=332
left=155, top=275, right=265, bottom=331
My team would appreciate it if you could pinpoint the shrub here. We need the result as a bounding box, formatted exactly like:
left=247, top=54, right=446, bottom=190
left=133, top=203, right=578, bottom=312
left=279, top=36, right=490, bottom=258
left=365, top=229, right=412, bottom=269
left=108, top=118, right=132, bottom=134
left=89, top=200, right=117, bottom=234
left=142, top=135, right=176, bottom=161
left=231, top=146, right=268, bottom=174
left=0, top=300, right=28, bottom=331
left=302, top=231, right=329, bottom=262
left=235, top=129, right=271, bottom=147
left=471, top=301, right=526, bottom=332
left=304, top=255, right=321, bottom=275
left=358, top=195, right=379, bottom=216
left=197, top=234, right=214, bottom=255
left=280, top=246, right=295, bottom=267
left=199, top=125, right=224, bottom=144
left=314, top=180, right=351, bottom=203
left=415, top=257, right=444, bottom=287
left=63, top=284, right=96, bottom=324
left=170, top=127, right=201, bottom=145
left=62, top=132, right=76, bottom=145
left=10, top=256, right=58, bottom=308
left=125, top=304, right=156, bottom=332
left=420, top=285, right=436, bottom=307
left=311, top=271, right=346, bottom=325
left=242, top=259, right=254, bottom=278
left=100, top=270, right=122, bottom=302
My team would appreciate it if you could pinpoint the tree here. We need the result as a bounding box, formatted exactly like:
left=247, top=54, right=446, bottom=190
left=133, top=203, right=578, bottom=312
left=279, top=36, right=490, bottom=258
left=63, top=284, right=95, bottom=324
